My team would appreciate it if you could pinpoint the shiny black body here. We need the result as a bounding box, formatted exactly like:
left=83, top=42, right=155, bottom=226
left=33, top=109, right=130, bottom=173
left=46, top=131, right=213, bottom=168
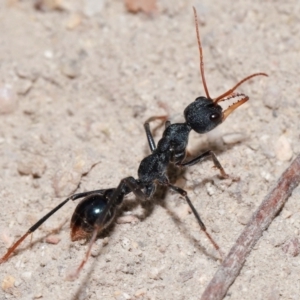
left=68, top=97, right=228, bottom=241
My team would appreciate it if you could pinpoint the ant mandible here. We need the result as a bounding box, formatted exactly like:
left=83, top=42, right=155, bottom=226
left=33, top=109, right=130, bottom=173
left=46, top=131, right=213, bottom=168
left=0, top=8, right=267, bottom=279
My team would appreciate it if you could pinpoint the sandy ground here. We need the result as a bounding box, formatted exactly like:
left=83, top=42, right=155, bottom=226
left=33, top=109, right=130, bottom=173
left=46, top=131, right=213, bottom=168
left=0, top=1, right=300, bottom=299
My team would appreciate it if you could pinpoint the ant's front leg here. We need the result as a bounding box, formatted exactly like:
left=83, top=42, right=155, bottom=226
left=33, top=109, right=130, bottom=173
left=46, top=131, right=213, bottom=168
left=177, top=150, right=229, bottom=179
left=144, top=115, right=170, bottom=152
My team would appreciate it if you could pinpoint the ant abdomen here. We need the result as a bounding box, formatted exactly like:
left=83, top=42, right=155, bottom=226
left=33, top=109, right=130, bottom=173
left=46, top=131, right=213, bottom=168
left=70, top=192, right=116, bottom=241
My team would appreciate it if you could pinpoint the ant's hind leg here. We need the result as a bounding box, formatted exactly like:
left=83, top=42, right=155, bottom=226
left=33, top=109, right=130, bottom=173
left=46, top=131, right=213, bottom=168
left=0, top=189, right=111, bottom=264
left=168, top=183, right=223, bottom=258
left=0, top=191, right=91, bottom=263
left=178, top=150, right=229, bottom=179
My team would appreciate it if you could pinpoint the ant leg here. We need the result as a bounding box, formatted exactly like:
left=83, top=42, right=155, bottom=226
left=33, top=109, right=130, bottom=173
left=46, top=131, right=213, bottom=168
left=178, top=150, right=229, bottom=179
left=167, top=183, right=223, bottom=258
left=69, top=189, right=109, bottom=202
left=144, top=116, right=169, bottom=152
left=0, top=189, right=108, bottom=263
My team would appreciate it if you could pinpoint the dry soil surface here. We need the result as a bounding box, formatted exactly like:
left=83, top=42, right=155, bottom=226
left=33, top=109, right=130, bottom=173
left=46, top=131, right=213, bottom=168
left=0, top=1, right=300, bottom=300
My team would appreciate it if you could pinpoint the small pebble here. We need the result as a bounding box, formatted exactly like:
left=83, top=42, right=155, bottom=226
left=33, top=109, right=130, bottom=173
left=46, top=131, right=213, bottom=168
left=134, top=288, right=146, bottom=297
left=84, top=0, right=106, bottom=17
left=121, top=237, right=131, bottom=250
left=122, top=293, right=131, bottom=300
left=159, top=245, right=167, bottom=253
left=116, top=215, right=139, bottom=224
left=260, top=170, right=273, bottom=182
left=52, top=169, right=81, bottom=197
left=34, top=0, right=64, bottom=11
left=275, top=135, right=293, bottom=161
left=237, top=208, right=252, bottom=225
left=131, top=241, right=139, bottom=249
left=114, top=291, right=122, bottom=297
left=205, top=181, right=216, bottom=196
left=102, top=237, right=109, bottom=246
left=60, top=59, right=81, bottom=78
left=0, top=84, right=18, bottom=114
left=44, top=50, right=53, bottom=59
left=174, top=204, right=191, bottom=219
left=247, top=141, right=259, bottom=151
left=269, top=234, right=287, bottom=247
left=17, top=157, right=46, bottom=178
left=282, top=238, right=300, bottom=257
left=16, top=79, right=33, bottom=95
left=21, top=272, right=32, bottom=282
left=91, top=243, right=102, bottom=257
left=222, top=132, right=246, bottom=144
left=281, top=209, right=292, bottom=219
left=102, top=255, right=110, bottom=265
left=178, top=269, right=196, bottom=283
left=124, top=0, right=157, bottom=13
left=15, top=65, right=38, bottom=81
left=210, top=224, right=220, bottom=233
left=66, top=13, right=82, bottom=30
left=283, top=266, right=291, bottom=275
left=148, top=267, right=164, bottom=280
left=14, top=279, right=22, bottom=287
left=1, top=275, right=15, bottom=290
left=45, top=235, right=61, bottom=245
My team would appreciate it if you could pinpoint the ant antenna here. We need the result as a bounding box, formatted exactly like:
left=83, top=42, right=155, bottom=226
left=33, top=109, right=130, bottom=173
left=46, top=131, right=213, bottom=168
left=193, top=7, right=267, bottom=104
left=193, top=7, right=211, bottom=99
left=213, top=72, right=268, bottom=104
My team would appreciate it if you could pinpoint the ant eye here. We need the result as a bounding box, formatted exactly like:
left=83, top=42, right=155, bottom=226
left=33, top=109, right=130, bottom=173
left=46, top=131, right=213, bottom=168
left=210, top=113, right=220, bottom=121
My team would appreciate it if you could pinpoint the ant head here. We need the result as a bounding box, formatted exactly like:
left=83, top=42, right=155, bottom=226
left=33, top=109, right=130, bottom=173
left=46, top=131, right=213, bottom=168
left=184, top=97, right=222, bottom=133
left=184, top=94, right=249, bottom=134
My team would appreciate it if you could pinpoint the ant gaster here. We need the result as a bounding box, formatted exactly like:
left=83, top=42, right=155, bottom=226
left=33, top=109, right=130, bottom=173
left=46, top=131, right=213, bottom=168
left=0, top=8, right=267, bottom=278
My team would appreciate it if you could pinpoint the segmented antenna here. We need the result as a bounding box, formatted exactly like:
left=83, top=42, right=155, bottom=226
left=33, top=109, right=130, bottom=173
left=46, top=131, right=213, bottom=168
left=193, top=7, right=211, bottom=99
left=193, top=7, right=267, bottom=104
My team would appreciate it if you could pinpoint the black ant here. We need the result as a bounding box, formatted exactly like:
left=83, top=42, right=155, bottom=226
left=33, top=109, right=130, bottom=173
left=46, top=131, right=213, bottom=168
left=0, top=8, right=267, bottom=279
